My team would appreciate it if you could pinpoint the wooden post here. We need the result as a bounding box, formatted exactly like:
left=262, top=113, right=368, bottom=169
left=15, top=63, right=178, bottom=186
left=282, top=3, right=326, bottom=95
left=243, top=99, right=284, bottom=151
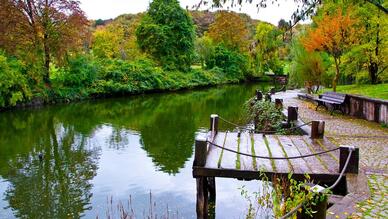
left=288, top=106, right=298, bottom=124
left=195, top=136, right=209, bottom=219
left=339, top=145, right=359, bottom=174
left=207, top=177, right=216, bottom=219
left=196, top=177, right=208, bottom=219
left=255, top=90, right=263, bottom=101
left=209, top=114, right=219, bottom=136
left=275, top=98, right=283, bottom=109
left=311, top=120, right=325, bottom=139
left=194, top=136, right=207, bottom=167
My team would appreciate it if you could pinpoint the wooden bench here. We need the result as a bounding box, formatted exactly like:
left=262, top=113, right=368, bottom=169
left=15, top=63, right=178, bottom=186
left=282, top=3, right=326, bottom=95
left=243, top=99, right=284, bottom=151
left=315, top=92, right=347, bottom=114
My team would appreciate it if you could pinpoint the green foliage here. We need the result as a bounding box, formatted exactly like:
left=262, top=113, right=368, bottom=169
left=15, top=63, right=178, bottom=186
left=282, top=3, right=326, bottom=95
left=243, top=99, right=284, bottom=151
left=252, top=22, right=283, bottom=75
left=205, top=45, right=249, bottom=79
left=245, top=99, right=285, bottom=132
left=289, top=39, right=330, bottom=92
left=136, top=0, right=195, bottom=71
left=195, top=36, right=215, bottom=68
left=53, top=55, right=98, bottom=87
left=0, top=52, right=31, bottom=107
left=240, top=173, right=329, bottom=218
left=92, top=14, right=144, bottom=60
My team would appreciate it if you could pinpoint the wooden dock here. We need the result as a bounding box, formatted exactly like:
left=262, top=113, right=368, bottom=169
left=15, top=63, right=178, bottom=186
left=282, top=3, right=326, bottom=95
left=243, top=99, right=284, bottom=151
left=192, top=113, right=359, bottom=219
left=194, top=131, right=345, bottom=183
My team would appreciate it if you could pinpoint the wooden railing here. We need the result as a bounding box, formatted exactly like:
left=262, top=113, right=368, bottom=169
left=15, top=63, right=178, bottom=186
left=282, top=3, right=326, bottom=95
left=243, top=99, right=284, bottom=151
left=345, top=94, right=388, bottom=124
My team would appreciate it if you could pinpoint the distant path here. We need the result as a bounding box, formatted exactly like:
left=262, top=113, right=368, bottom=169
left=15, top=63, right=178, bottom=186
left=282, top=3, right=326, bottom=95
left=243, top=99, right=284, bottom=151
left=273, top=90, right=388, bottom=219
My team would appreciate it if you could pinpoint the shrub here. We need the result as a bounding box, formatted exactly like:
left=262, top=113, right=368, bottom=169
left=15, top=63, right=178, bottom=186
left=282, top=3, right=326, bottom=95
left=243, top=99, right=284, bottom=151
left=0, top=52, right=31, bottom=107
left=53, top=55, right=98, bottom=87
left=206, top=45, right=249, bottom=79
left=245, top=99, right=285, bottom=132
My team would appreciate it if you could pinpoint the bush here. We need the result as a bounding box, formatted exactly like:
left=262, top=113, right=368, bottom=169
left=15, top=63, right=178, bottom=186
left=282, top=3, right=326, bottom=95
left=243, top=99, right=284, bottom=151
left=245, top=99, right=285, bottom=132
left=0, top=52, right=31, bottom=107
left=205, top=45, right=249, bottom=79
left=52, top=55, right=98, bottom=87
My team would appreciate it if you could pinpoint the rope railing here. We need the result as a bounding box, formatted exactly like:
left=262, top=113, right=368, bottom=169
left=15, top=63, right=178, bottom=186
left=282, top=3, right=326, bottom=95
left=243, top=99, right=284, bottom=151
left=218, top=115, right=313, bottom=133
left=206, top=140, right=340, bottom=160
left=218, top=116, right=252, bottom=131
left=279, top=148, right=354, bottom=219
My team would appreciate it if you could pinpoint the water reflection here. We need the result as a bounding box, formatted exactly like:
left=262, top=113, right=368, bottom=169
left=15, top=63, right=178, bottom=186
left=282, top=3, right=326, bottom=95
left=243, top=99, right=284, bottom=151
left=0, top=83, right=271, bottom=218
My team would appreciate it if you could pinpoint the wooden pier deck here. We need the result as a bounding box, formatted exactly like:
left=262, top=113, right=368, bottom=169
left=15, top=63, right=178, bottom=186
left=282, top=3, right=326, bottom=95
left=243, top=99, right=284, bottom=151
left=193, top=131, right=345, bottom=184
left=192, top=112, right=360, bottom=219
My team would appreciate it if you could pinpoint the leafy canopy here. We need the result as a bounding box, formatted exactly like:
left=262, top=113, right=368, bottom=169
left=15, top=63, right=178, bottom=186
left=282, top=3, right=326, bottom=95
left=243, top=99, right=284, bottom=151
left=303, top=8, right=360, bottom=91
left=206, top=11, right=249, bottom=52
left=136, top=0, right=195, bottom=71
left=252, top=22, right=283, bottom=75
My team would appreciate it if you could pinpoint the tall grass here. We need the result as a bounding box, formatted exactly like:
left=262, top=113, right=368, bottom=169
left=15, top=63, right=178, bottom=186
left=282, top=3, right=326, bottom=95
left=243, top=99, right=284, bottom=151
left=98, top=192, right=179, bottom=219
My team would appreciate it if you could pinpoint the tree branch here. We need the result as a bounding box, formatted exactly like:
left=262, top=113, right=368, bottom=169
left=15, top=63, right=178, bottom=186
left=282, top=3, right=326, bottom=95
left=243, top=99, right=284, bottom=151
left=366, top=0, right=388, bottom=14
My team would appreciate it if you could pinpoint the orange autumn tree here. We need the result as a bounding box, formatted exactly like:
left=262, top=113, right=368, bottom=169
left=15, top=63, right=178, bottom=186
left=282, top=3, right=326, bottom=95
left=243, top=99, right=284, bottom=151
left=207, top=11, right=249, bottom=52
left=0, top=0, right=88, bottom=86
left=303, top=8, right=360, bottom=91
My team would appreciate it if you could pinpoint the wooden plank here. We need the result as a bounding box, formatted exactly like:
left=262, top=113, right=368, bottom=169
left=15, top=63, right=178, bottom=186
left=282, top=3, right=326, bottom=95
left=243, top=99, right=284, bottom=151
left=316, top=138, right=339, bottom=163
left=265, top=135, right=290, bottom=173
left=219, top=132, right=239, bottom=169
left=239, top=132, right=254, bottom=171
left=304, top=136, right=338, bottom=173
left=380, top=104, right=388, bottom=124
left=288, top=136, right=327, bottom=174
left=277, top=136, right=311, bottom=174
left=252, top=134, right=273, bottom=172
left=193, top=166, right=341, bottom=184
left=205, top=132, right=228, bottom=169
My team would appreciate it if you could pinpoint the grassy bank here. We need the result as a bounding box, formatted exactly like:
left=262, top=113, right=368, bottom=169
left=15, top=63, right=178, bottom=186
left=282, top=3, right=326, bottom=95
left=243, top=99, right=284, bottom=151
left=323, top=84, right=388, bottom=100
left=1, top=55, right=257, bottom=110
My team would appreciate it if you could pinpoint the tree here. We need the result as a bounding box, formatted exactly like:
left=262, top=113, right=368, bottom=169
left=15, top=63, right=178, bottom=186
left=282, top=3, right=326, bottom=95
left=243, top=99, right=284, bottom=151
left=289, top=40, right=329, bottom=93
left=206, top=11, right=249, bottom=52
left=347, top=3, right=388, bottom=83
left=303, top=8, right=360, bottom=91
left=136, top=0, right=195, bottom=71
left=251, top=22, right=282, bottom=75
left=278, top=19, right=291, bottom=42
left=92, top=25, right=124, bottom=59
left=0, top=0, right=88, bottom=86
left=195, top=36, right=215, bottom=69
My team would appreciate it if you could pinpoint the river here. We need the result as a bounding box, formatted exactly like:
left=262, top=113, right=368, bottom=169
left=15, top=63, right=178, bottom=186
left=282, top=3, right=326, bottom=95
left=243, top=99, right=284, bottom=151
left=0, top=83, right=274, bottom=218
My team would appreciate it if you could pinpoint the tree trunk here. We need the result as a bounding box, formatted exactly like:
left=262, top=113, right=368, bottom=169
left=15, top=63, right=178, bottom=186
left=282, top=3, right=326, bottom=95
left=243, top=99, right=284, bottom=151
left=369, top=19, right=380, bottom=84
left=369, top=62, right=378, bottom=84
left=43, top=0, right=51, bottom=87
left=333, top=57, right=340, bottom=92
left=43, top=33, right=51, bottom=87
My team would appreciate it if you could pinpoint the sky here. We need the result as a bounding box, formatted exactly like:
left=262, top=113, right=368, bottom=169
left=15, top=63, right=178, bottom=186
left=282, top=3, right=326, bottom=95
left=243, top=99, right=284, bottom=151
left=79, top=0, right=301, bottom=25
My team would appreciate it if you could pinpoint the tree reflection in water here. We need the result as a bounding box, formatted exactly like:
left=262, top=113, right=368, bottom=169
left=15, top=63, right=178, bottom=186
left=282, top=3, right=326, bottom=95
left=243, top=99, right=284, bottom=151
left=0, top=82, right=271, bottom=217
left=0, top=115, right=99, bottom=218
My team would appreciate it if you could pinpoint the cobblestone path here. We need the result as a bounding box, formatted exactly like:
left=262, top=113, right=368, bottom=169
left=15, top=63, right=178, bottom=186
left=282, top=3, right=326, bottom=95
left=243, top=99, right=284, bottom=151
left=274, top=90, right=388, bottom=219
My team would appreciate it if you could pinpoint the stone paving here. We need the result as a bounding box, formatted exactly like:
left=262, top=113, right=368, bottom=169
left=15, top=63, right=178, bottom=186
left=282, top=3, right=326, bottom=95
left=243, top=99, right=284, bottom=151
left=274, top=90, right=388, bottom=219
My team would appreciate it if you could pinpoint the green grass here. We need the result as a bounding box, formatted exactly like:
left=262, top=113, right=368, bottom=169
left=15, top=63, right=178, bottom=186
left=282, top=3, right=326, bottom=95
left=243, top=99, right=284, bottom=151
left=323, top=84, right=388, bottom=100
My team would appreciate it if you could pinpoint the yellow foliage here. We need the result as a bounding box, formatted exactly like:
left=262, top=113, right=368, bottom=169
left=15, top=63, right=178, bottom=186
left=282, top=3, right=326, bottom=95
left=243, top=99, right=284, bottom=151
left=206, top=11, right=249, bottom=52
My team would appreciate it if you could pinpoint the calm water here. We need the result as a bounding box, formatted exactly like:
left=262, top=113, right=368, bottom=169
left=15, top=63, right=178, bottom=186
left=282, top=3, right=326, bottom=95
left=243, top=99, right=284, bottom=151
left=0, top=83, right=273, bottom=219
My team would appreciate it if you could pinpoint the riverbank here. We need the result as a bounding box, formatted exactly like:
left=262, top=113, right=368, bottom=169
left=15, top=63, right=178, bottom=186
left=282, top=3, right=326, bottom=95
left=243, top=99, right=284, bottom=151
left=1, top=57, right=270, bottom=111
